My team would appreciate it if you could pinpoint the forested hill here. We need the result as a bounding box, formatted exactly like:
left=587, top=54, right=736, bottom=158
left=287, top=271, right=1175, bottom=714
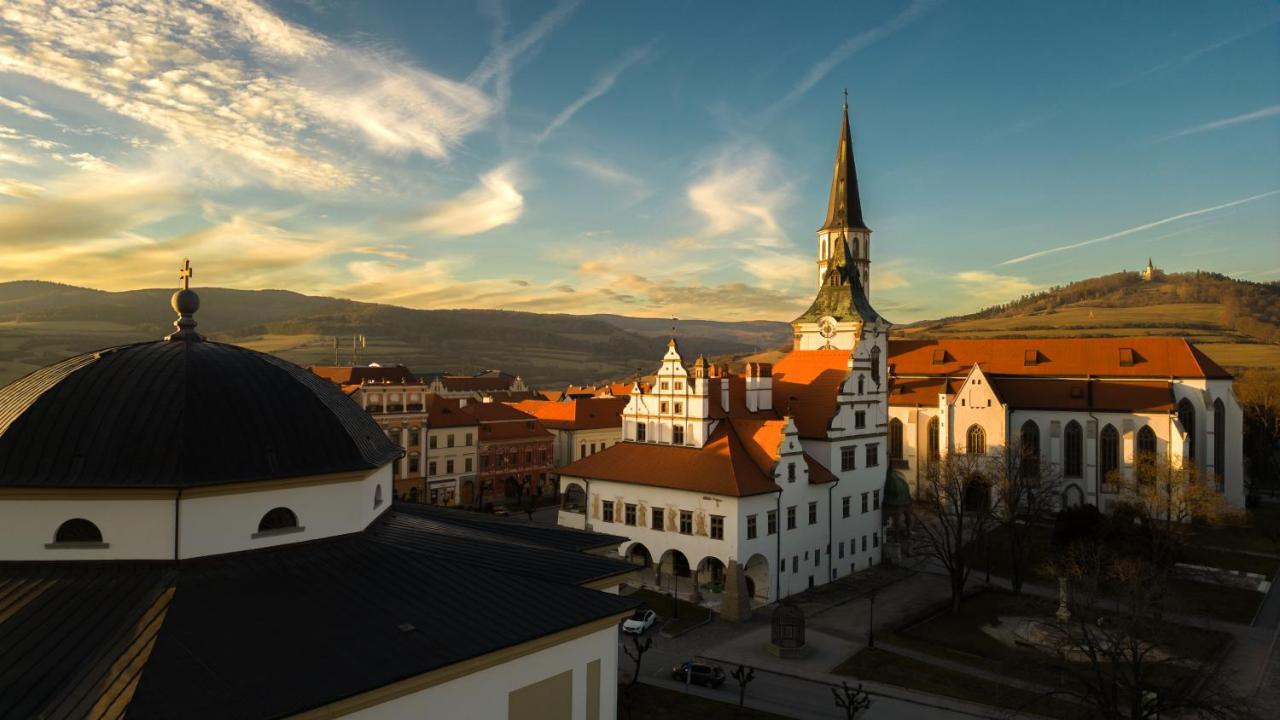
left=897, top=270, right=1280, bottom=371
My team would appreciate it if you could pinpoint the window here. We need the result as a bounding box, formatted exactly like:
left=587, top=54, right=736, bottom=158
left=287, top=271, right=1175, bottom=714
left=447, top=434, right=455, bottom=448
left=839, top=541, right=846, bottom=558
left=857, top=376, right=864, bottom=395
left=590, top=443, right=597, bottom=454
left=767, top=510, right=778, bottom=535
left=873, top=532, right=879, bottom=548
left=787, top=462, right=796, bottom=482
left=465, top=432, right=473, bottom=446
left=675, top=382, right=683, bottom=390
left=581, top=444, right=586, bottom=459
left=781, top=557, right=786, bottom=573
left=525, top=451, right=533, bottom=464
left=808, top=502, right=818, bottom=525
left=1100, top=424, right=1120, bottom=491
left=673, top=426, right=685, bottom=444
left=792, top=555, right=799, bottom=573
left=873, top=490, right=880, bottom=510
left=1136, top=425, right=1157, bottom=484
left=652, top=507, right=665, bottom=530
left=861, top=493, right=868, bottom=513
left=841, top=446, right=857, bottom=471
left=1213, top=398, right=1225, bottom=488
left=679, top=510, right=693, bottom=535
left=388, top=427, right=400, bottom=443
left=53, top=518, right=102, bottom=544
left=409, top=429, right=419, bottom=446
left=428, top=461, right=437, bottom=476
left=927, top=417, right=940, bottom=463
left=674, top=402, right=683, bottom=414
left=842, top=496, right=851, bottom=518
left=814, top=549, right=821, bottom=567
left=373, top=484, right=383, bottom=507
left=1064, top=421, right=1083, bottom=478
left=445, top=459, right=454, bottom=474
left=1020, top=420, right=1041, bottom=479
left=624, top=503, right=637, bottom=526
left=429, top=435, right=438, bottom=449
left=747, top=514, right=758, bottom=539
left=637, top=424, right=646, bottom=442
left=710, top=515, right=724, bottom=540
left=660, top=381, right=669, bottom=390
left=786, top=506, right=797, bottom=530
left=870, top=345, right=881, bottom=384
left=861, top=535, right=867, bottom=552
left=257, top=507, right=299, bottom=534
left=854, top=410, right=866, bottom=429
left=866, top=443, right=879, bottom=467
left=1178, top=398, right=1196, bottom=461
left=465, top=458, right=473, bottom=472
left=889, top=418, right=903, bottom=460
left=966, top=425, right=986, bottom=455
left=482, top=455, right=490, bottom=469
left=660, top=401, right=669, bottom=413
left=603, top=501, right=615, bottom=523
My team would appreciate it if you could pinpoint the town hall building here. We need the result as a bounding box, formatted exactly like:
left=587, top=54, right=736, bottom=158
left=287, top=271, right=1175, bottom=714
left=556, top=99, right=1245, bottom=610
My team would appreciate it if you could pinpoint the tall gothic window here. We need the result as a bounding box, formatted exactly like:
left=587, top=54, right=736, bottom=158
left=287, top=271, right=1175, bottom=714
left=966, top=425, right=986, bottom=455
left=1064, top=421, right=1083, bottom=478
left=927, top=417, right=940, bottom=462
left=888, top=418, right=903, bottom=460
left=1136, top=425, right=1157, bottom=484
left=1100, top=425, right=1120, bottom=490
left=1213, top=398, right=1226, bottom=490
left=1019, top=420, right=1041, bottom=479
left=1178, top=398, right=1196, bottom=462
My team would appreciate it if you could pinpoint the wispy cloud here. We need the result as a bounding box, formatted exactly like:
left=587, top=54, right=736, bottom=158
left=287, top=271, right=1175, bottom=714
left=413, top=164, right=524, bottom=236
left=1000, top=190, right=1280, bottom=266
left=764, top=0, right=936, bottom=118
left=0, top=95, right=53, bottom=121
left=1161, top=104, right=1280, bottom=140
left=469, top=0, right=581, bottom=111
left=537, top=43, right=652, bottom=143
left=0, top=177, right=43, bottom=199
left=566, top=156, right=642, bottom=187
left=953, top=270, right=1036, bottom=305
left=687, top=144, right=791, bottom=243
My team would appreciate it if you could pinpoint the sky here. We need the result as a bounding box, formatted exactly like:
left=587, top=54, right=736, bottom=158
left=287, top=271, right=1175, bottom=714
left=0, top=0, right=1277, bottom=323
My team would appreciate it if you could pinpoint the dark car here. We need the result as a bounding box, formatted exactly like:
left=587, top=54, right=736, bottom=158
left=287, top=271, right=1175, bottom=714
left=671, top=661, right=725, bottom=687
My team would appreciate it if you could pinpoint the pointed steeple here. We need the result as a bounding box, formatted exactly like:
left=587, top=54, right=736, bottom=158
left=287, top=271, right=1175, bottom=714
left=819, top=95, right=869, bottom=233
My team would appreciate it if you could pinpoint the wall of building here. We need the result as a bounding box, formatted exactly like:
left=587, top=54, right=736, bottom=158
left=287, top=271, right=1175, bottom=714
left=345, top=623, right=619, bottom=720
left=0, top=493, right=176, bottom=561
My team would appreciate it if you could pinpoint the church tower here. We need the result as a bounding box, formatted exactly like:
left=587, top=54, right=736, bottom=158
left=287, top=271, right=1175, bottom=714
left=792, top=98, right=889, bottom=354
left=815, top=96, right=871, bottom=294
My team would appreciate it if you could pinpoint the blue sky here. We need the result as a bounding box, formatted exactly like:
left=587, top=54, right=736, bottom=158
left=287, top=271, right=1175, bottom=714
left=0, top=0, right=1276, bottom=322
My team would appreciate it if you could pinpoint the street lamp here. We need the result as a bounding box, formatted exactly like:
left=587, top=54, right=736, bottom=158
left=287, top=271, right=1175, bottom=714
left=867, top=588, right=877, bottom=648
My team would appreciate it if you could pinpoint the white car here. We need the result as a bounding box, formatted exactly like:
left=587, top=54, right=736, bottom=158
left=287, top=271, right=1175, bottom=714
left=621, top=608, right=657, bottom=635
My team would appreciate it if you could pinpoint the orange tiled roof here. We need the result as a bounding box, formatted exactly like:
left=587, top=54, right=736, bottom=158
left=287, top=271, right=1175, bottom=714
left=888, top=377, right=955, bottom=407
left=988, top=378, right=1175, bottom=413
left=889, top=338, right=1230, bottom=379
left=424, top=395, right=478, bottom=428
left=309, top=364, right=417, bottom=385
left=771, top=350, right=849, bottom=439
left=509, top=397, right=628, bottom=430
left=559, top=419, right=831, bottom=497
left=438, top=376, right=518, bottom=392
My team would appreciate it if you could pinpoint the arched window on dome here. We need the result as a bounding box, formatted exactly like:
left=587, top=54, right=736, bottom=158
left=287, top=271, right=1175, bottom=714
left=255, top=507, right=302, bottom=537
left=374, top=483, right=384, bottom=508
left=51, top=518, right=104, bottom=546
left=966, top=425, right=986, bottom=455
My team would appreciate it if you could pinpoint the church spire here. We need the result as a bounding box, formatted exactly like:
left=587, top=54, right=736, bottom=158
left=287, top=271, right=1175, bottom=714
left=819, top=93, right=869, bottom=233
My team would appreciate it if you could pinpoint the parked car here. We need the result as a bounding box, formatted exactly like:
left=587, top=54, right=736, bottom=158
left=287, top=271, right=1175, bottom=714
left=492, top=506, right=509, bottom=517
left=621, top=608, right=657, bottom=635
left=671, top=661, right=725, bottom=687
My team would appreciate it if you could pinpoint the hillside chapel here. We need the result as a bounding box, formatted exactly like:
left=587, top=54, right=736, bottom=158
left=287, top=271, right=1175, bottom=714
left=556, top=100, right=1245, bottom=610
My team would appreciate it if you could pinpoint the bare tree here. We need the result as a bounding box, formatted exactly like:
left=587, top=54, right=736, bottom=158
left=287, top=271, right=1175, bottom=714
left=990, top=437, right=1063, bottom=593
left=914, top=452, right=994, bottom=614
left=1123, top=454, right=1233, bottom=537
left=831, top=681, right=872, bottom=719
left=731, top=664, right=755, bottom=709
left=622, top=634, right=652, bottom=686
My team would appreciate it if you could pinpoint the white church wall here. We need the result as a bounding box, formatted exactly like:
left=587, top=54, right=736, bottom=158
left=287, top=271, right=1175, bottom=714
left=0, top=493, right=175, bottom=561
left=346, top=623, right=620, bottom=720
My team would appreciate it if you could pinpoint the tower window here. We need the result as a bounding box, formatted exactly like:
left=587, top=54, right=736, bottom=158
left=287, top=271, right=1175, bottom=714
left=51, top=518, right=104, bottom=545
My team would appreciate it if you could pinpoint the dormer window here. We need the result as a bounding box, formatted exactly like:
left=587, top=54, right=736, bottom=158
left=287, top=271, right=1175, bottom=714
left=1119, top=348, right=1136, bottom=367
left=931, top=349, right=947, bottom=365
left=254, top=507, right=303, bottom=538
left=47, top=518, right=107, bottom=548
left=1023, top=350, right=1039, bottom=366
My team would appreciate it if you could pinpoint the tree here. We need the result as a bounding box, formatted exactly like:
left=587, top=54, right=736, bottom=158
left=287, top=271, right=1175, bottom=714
left=914, top=452, right=994, bottom=613
left=731, top=664, right=755, bottom=709
left=990, top=436, right=1063, bottom=593
left=831, top=681, right=872, bottom=719
left=622, top=634, right=652, bottom=686
left=1041, top=520, right=1251, bottom=719
left=1123, top=453, right=1232, bottom=544
left=1238, top=368, right=1280, bottom=497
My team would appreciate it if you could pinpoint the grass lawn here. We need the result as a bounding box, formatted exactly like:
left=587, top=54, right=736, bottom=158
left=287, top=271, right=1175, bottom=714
left=618, top=682, right=788, bottom=720
left=1181, top=545, right=1280, bottom=576
left=1188, top=506, right=1280, bottom=557
left=1167, top=578, right=1265, bottom=625
left=626, top=587, right=711, bottom=634
left=834, top=647, right=1081, bottom=720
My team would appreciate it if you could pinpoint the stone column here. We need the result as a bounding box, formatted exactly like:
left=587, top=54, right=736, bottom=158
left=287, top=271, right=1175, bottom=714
left=721, top=560, right=752, bottom=623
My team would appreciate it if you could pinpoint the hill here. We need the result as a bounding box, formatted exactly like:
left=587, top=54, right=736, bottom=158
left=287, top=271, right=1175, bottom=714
left=895, top=270, right=1280, bottom=372
left=0, top=281, right=791, bottom=388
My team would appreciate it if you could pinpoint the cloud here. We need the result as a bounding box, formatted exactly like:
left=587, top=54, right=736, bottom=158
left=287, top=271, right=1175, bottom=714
left=0, top=0, right=492, bottom=190
left=741, top=251, right=812, bottom=286
left=0, top=177, right=43, bottom=199
left=0, top=95, right=53, bottom=120
left=469, top=0, right=581, bottom=114
left=537, top=43, right=652, bottom=143
left=1161, top=104, right=1280, bottom=140
left=413, top=163, right=524, bottom=236
left=876, top=269, right=910, bottom=291
left=687, top=145, right=791, bottom=242
left=764, top=0, right=936, bottom=117
left=0, top=170, right=185, bottom=249
left=953, top=270, right=1036, bottom=305
left=1001, top=190, right=1280, bottom=265
left=566, top=156, right=642, bottom=186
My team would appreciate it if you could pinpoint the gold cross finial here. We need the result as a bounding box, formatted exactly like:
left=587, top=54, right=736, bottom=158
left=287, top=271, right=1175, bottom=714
left=179, top=258, right=193, bottom=290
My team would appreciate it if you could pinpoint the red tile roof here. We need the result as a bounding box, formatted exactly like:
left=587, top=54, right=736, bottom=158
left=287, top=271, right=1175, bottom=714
left=509, top=398, right=628, bottom=430
left=309, top=364, right=418, bottom=385
left=424, top=395, right=478, bottom=428
left=465, top=402, right=553, bottom=441
left=558, top=419, right=830, bottom=497
left=888, top=377, right=956, bottom=407
left=889, top=338, right=1230, bottom=379
left=771, top=350, right=849, bottom=439
left=988, top=378, right=1175, bottom=413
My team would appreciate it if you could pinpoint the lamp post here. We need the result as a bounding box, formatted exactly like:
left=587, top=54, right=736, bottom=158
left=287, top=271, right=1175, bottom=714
left=867, top=588, right=877, bottom=649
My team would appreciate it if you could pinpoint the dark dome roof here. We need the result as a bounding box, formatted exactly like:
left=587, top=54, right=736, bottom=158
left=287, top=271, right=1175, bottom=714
left=0, top=340, right=402, bottom=488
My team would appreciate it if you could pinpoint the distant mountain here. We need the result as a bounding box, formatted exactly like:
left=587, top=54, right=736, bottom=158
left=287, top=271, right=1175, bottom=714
left=0, top=281, right=791, bottom=388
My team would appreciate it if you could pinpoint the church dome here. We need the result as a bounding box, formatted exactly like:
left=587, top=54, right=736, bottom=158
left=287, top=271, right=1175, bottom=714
left=0, top=269, right=400, bottom=488
left=883, top=468, right=912, bottom=510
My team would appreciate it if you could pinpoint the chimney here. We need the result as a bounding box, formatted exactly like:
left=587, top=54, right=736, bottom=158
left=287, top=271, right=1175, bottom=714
left=745, top=363, right=758, bottom=413
left=757, top=363, right=773, bottom=411
left=720, top=376, right=730, bottom=414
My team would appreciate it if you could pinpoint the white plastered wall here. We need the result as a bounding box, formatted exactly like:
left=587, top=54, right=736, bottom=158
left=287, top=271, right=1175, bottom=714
left=0, top=495, right=176, bottom=561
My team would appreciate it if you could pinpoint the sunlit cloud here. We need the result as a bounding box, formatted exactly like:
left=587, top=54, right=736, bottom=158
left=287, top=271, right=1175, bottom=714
left=953, top=270, right=1036, bottom=305
left=0, top=95, right=53, bottom=120
left=0, top=177, right=43, bottom=199
left=687, top=144, right=791, bottom=243
left=1161, top=104, right=1280, bottom=140
left=413, top=163, right=524, bottom=236
left=469, top=0, right=582, bottom=115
